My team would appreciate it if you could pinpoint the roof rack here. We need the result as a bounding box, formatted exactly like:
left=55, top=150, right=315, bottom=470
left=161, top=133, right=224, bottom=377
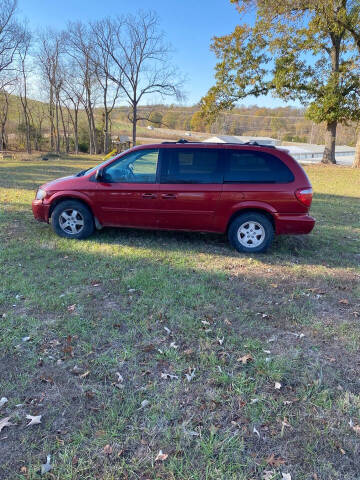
left=161, top=139, right=277, bottom=148
left=162, top=139, right=193, bottom=144
left=242, top=141, right=276, bottom=149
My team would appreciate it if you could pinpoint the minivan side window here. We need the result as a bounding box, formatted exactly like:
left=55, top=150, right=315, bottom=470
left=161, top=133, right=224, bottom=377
left=224, top=151, right=294, bottom=183
left=160, top=148, right=222, bottom=184
left=103, top=149, right=159, bottom=183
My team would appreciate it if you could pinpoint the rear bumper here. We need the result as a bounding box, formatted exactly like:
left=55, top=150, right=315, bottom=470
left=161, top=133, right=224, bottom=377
left=32, top=200, right=50, bottom=223
left=275, top=213, right=315, bottom=235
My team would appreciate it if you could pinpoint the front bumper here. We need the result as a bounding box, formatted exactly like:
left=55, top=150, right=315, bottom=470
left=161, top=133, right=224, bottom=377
left=32, top=200, right=51, bottom=223
left=275, top=213, right=315, bottom=235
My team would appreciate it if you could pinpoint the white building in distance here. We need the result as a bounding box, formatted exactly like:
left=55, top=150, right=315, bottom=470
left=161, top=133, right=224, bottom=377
left=203, top=135, right=355, bottom=166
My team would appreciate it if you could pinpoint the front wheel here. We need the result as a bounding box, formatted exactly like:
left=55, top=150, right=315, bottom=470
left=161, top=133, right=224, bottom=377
left=51, top=200, right=94, bottom=239
left=228, top=212, right=274, bottom=253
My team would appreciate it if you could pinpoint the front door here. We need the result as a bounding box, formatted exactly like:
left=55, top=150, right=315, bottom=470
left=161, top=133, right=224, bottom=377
left=95, top=148, right=160, bottom=228
left=158, top=147, right=223, bottom=231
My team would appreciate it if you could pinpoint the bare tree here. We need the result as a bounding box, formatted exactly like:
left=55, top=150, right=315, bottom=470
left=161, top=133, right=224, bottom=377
left=59, top=56, right=86, bottom=154
left=0, top=0, right=26, bottom=151
left=92, top=11, right=184, bottom=145
left=0, top=86, right=12, bottom=149
left=30, top=100, right=47, bottom=151
left=0, top=0, right=25, bottom=80
left=37, top=30, right=63, bottom=153
left=64, top=22, right=99, bottom=154
left=18, top=29, right=32, bottom=153
left=93, top=47, right=121, bottom=154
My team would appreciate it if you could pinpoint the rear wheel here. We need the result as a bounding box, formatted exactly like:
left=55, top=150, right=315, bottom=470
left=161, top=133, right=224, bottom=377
left=228, top=212, right=274, bottom=253
left=51, top=200, right=94, bottom=239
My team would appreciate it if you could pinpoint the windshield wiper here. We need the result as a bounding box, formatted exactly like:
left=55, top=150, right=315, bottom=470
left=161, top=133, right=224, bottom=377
left=76, top=169, right=90, bottom=177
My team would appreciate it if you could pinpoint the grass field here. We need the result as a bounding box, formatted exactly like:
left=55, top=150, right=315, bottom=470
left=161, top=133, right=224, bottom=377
left=0, top=155, right=359, bottom=480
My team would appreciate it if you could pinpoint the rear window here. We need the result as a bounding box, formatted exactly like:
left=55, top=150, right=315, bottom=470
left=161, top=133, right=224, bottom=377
left=160, top=148, right=222, bottom=183
left=224, top=151, right=294, bottom=183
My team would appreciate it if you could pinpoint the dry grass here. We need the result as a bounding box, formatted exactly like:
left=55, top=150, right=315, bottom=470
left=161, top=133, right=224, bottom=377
left=0, top=157, right=359, bottom=480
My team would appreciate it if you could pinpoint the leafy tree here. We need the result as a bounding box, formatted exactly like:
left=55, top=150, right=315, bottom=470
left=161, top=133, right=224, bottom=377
left=201, top=0, right=360, bottom=164
left=148, top=111, right=163, bottom=127
left=190, top=111, right=208, bottom=132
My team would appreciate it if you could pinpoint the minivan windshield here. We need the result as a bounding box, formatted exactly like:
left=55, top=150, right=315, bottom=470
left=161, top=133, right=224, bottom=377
left=75, top=153, right=123, bottom=177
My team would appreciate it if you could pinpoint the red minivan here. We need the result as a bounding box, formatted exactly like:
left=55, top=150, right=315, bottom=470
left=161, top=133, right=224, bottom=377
left=32, top=141, right=315, bottom=253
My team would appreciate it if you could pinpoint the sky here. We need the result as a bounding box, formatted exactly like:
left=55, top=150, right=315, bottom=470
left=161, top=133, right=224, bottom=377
left=18, top=0, right=296, bottom=109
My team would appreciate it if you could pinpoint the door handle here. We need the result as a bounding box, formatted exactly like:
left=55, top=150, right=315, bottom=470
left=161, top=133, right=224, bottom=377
left=142, top=193, right=157, bottom=199
left=161, top=193, right=177, bottom=199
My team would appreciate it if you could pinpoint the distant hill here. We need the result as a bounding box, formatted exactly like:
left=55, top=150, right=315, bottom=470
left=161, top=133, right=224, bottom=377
left=2, top=94, right=357, bottom=151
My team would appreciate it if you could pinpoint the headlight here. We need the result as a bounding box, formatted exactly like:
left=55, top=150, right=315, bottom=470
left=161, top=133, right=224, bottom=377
left=35, top=189, right=47, bottom=200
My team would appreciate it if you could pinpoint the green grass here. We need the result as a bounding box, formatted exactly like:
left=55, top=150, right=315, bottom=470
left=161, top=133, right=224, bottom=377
left=0, top=156, right=359, bottom=479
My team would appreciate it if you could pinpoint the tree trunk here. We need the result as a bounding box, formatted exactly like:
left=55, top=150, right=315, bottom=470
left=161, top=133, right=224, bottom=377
left=55, top=100, right=60, bottom=154
left=74, top=109, right=79, bottom=154
left=132, top=103, right=137, bottom=146
left=104, top=112, right=111, bottom=154
left=353, top=129, right=360, bottom=168
left=322, top=121, right=337, bottom=164
left=59, top=105, right=70, bottom=154
left=49, top=85, right=55, bottom=151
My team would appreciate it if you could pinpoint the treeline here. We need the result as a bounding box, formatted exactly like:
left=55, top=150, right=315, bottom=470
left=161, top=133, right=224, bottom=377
left=0, top=1, right=182, bottom=155
left=113, top=105, right=358, bottom=146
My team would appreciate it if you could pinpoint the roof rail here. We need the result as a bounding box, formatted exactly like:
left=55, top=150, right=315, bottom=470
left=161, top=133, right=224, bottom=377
left=162, top=138, right=191, bottom=144
left=160, top=139, right=277, bottom=148
left=242, top=141, right=276, bottom=149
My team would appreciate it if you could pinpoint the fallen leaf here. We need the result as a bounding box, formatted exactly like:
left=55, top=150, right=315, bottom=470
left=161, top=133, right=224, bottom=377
left=352, top=424, right=360, bottom=434
left=103, top=444, right=112, bottom=455
left=0, top=397, right=8, bottom=409
left=161, top=372, right=178, bottom=380
left=67, top=304, right=76, bottom=312
left=339, top=299, right=349, bottom=304
left=26, top=414, right=42, bottom=426
left=71, top=365, right=83, bottom=375
left=139, top=400, right=150, bottom=409
left=238, top=354, right=253, bottom=364
left=266, top=454, right=285, bottom=467
left=41, top=455, right=51, bottom=475
left=79, top=370, right=90, bottom=379
left=183, top=348, right=194, bottom=356
left=262, top=470, right=276, bottom=480
left=40, top=376, right=54, bottom=384
left=155, top=450, right=168, bottom=462
left=0, top=416, right=13, bottom=432
left=20, top=466, right=27, bottom=474
left=185, top=368, right=195, bottom=382
left=141, top=344, right=156, bottom=352
left=63, top=335, right=73, bottom=357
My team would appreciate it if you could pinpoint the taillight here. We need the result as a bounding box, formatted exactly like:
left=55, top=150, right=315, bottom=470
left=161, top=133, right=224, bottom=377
left=295, top=188, right=313, bottom=208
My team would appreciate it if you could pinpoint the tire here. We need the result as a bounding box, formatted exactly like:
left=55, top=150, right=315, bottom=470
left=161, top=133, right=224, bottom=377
left=228, top=212, right=274, bottom=254
left=51, top=200, right=94, bottom=239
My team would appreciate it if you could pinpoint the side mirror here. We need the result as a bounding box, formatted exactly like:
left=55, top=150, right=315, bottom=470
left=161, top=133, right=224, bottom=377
left=95, top=168, right=103, bottom=181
